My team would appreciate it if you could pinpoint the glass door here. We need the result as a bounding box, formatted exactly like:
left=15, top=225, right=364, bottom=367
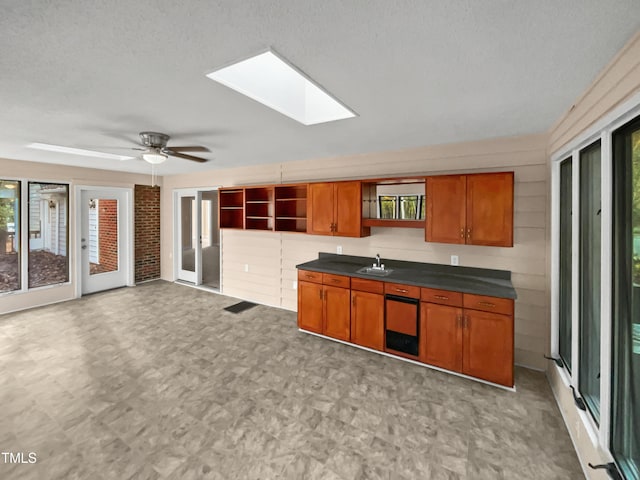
left=176, top=189, right=220, bottom=289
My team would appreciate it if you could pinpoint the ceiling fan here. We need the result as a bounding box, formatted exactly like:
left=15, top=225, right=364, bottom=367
left=130, top=132, right=209, bottom=164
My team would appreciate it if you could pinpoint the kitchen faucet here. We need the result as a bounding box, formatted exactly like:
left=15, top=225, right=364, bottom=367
left=375, top=254, right=382, bottom=269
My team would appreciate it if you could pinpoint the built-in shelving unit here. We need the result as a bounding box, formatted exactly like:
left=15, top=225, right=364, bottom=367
left=219, top=188, right=244, bottom=229
left=275, top=184, right=308, bottom=232
left=245, top=186, right=275, bottom=230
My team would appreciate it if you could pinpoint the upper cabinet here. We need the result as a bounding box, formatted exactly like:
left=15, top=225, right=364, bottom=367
left=308, top=181, right=370, bottom=237
left=361, top=178, right=425, bottom=228
left=426, top=172, right=513, bottom=247
left=219, top=188, right=244, bottom=229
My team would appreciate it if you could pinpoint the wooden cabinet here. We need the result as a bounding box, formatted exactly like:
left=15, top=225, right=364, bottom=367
left=420, top=291, right=514, bottom=386
left=275, top=184, right=308, bottom=233
left=297, top=270, right=351, bottom=341
left=426, top=172, right=513, bottom=247
left=425, top=175, right=466, bottom=244
left=463, top=309, right=514, bottom=386
left=323, top=285, right=351, bottom=341
left=219, top=188, right=244, bottom=229
left=245, top=186, right=274, bottom=230
left=297, top=280, right=323, bottom=334
left=308, top=181, right=370, bottom=237
left=420, top=302, right=463, bottom=371
left=351, top=289, right=384, bottom=351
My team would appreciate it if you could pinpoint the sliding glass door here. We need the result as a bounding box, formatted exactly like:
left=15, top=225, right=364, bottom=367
left=612, top=117, right=640, bottom=479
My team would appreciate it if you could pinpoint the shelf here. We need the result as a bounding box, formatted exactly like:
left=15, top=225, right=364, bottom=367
left=246, top=216, right=273, bottom=219
left=246, top=200, right=271, bottom=204
left=220, top=206, right=243, bottom=210
left=276, top=198, right=307, bottom=202
left=363, top=219, right=424, bottom=228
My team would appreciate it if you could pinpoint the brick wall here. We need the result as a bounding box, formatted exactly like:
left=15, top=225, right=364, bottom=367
left=98, top=199, right=118, bottom=271
left=134, top=185, right=160, bottom=282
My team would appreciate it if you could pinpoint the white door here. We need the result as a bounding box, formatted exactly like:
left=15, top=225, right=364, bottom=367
left=81, top=189, right=129, bottom=294
left=177, top=191, right=201, bottom=284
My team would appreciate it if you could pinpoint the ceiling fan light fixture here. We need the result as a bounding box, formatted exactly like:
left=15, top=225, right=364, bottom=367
left=142, top=149, right=168, bottom=164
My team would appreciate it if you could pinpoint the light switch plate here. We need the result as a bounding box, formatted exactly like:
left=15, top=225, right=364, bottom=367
left=292, top=281, right=297, bottom=290
left=337, top=245, right=343, bottom=254
left=244, top=264, right=249, bottom=272
left=450, top=255, right=459, bottom=266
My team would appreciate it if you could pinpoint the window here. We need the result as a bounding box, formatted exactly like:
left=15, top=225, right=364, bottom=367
left=0, top=180, right=20, bottom=293
left=28, top=182, right=69, bottom=288
left=612, top=116, right=640, bottom=479
left=559, top=158, right=572, bottom=371
left=378, top=194, right=425, bottom=220
left=578, top=141, right=602, bottom=423
left=378, top=195, right=397, bottom=219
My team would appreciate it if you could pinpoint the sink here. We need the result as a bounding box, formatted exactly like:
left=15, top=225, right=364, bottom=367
left=356, top=266, right=394, bottom=277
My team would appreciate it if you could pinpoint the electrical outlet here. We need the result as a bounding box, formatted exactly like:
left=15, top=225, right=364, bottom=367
left=244, top=264, right=249, bottom=272
left=292, top=281, right=297, bottom=290
left=337, top=245, right=343, bottom=254
left=450, top=255, right=459, bottom=266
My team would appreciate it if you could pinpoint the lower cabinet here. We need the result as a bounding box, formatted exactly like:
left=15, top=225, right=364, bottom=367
left=297, top=281, right=323, bottom=334
left=297, top=270, right=351, bottom=341
left=351, top=290, right=384, bottom=350
left=420, top=302, right=462, bottom=372
left=298, top=269, right=514, bottom=387
left=420, top=298, right=514, bottom=387
left=323, top=285, right=351, bottom=341
left=463, top=309, right=514, bottom=387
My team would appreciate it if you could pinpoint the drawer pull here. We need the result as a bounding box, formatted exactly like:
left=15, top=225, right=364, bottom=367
left=331, top=279, right=341, bottom=283
left=478, top=301, right=496, bottom=308
left=395, top=288, right=408, bottom=293
left=434, top=295, right=449, bottom=300
left=305, top=274, right=315, bottom=279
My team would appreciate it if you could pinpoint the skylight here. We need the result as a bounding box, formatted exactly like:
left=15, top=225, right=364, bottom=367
left=206, top=50, right=356, bottom=126
left=27, top=143, right=134, bottom=161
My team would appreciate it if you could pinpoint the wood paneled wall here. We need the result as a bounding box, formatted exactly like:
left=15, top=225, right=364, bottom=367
left=162, top=133, right=550, bottom=369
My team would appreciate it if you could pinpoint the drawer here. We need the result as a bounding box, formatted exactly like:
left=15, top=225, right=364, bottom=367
left=351, top=277, right=384, bottom=294
left=298, top=269, right=322, bottom=284
left=420, top=287, right=463, bottom=307
left=384, top=282, right=420, bottom=298
left=463, top=293, right=514, bottom=316
left=323, top=273, right=351, bottom=288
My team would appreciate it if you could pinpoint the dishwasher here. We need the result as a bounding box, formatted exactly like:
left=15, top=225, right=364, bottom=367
left=384, top=293, right=419, bottom=356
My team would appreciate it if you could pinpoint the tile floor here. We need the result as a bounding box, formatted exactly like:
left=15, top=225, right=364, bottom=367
left=0, top=281, right=584, bottom=479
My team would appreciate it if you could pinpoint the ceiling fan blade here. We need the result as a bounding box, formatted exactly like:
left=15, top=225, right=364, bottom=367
left=167, top=146, right=209, bottom=152
left=164, top=150, right=208, bottom=163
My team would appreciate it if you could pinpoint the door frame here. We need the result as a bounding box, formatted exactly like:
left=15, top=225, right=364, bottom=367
left=74, top=185, right=134, bottom=298
left=172, top=187, right=221, bottom=288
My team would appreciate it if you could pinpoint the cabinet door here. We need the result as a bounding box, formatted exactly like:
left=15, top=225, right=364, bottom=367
left=466, top=172, right=513, bottom=247
left=334, top=181, right=364, bottom=237
left=297, top=281, right=323, bottom=333
left=308, top=183, right=335, bottom=235
left=351, top=291, right=384, bottom=351
left=462, top=310, right=514, bottom=386
left=420, top=302, right=463, bottom=372
left=425, top=175, right=466, bottom=244
left=323, top=285, right=351, bottom=341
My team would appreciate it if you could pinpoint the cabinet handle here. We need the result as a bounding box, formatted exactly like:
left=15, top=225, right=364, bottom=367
left=305, top=274, right=314, bottom=279
left=457, top=314, right=463, bottom=328
left=434, top=295, right=449, bottom=300
left=466, top=228, right=471, bottom=240
left=478, top=301, right=496, bottom=308
left=463, top=315, right=469, bottom=328
left=395, top=288, right=408, bottom=293
left=460, top=228, right=464, bottom=239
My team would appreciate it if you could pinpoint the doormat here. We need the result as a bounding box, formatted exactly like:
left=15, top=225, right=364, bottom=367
left=224, top=301, right=258, bottom=314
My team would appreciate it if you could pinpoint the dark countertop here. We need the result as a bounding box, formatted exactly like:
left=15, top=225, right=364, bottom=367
left=296, top=253, right=517, bottom=299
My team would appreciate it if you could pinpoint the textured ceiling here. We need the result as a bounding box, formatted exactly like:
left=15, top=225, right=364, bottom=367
left=1, top=1, right=639, bottom=175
